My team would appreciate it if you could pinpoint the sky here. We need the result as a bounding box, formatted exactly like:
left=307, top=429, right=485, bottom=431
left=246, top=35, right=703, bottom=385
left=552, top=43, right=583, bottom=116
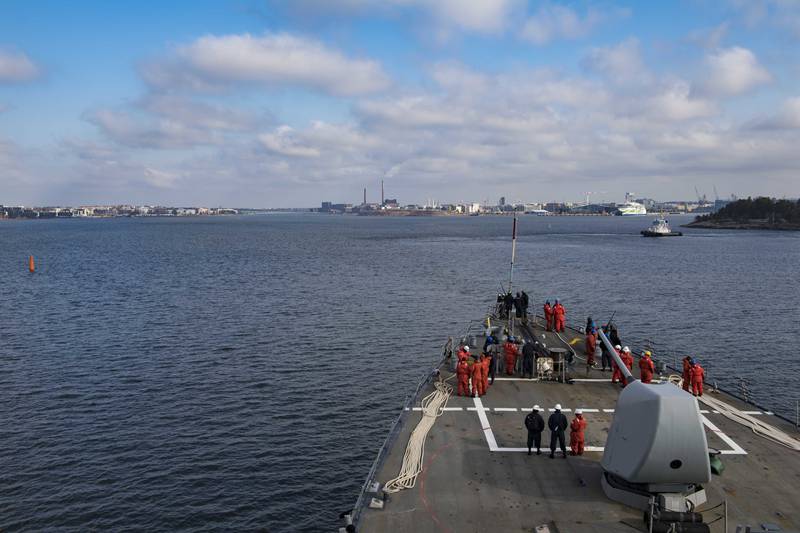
left=1, top=0, right=799, bottom=208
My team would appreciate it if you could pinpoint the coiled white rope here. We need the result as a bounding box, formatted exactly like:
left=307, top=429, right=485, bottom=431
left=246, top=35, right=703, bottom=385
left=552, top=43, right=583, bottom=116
left=667, top=374, right=800, bottom=452
left=383, top=379, right=453, bottom=493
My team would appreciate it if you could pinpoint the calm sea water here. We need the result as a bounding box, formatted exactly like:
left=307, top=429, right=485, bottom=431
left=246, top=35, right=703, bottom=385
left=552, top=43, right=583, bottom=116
left=1, top=214, right=798, bottom=531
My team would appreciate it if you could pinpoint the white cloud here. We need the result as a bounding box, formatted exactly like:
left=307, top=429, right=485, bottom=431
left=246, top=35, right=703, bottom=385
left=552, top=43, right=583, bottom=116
left=747, top=96, right=800, bottom=129
left=584, top=38, right=649, bottom=85
left=143, top=167, right=180, bottom=189
left=259, top=126, right=321, bottom=158
left=418, top=0, right=521, bottom=34
left=143, top=33, right=391, bottom=96
left=520, top=4, right=606, bottom=45
left=86, top=95, right=263, bottom=149
left=646, top=82, right=717, bottom=121
left=686, top=22, right=730, bottom=49
left=700, top=46, right=771, bottom=96
left=0, top=49, right=40, bottom=83
left=287, top=0, right=522, bottom=34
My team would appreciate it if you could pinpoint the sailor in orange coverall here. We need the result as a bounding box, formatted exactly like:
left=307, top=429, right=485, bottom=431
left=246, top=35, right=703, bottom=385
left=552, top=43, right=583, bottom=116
left=620, top=347, right=634, bottom=388
left=690, top=361, right=705, bottom=397
left=682, top=356, right=693, bottom=392
left=456, top=359, right=470, bottom=396
left=639, top=351, right=655, bottom=383
left=457, top=345, right=470, bottom=362
left=553, top=300, right=566, bottom=332
left=570, top=409, right=587, bottom=455
left=543, top=301, right=553, bottom=331
left=585, top=327, right=597, bottom=366
left=503, top=337, right=518, bottom=375
left=611, top=345, right=623, bottom=384
left=480, top=353, right=490, bottom=394
left=471, top=357, right=484, bottom=397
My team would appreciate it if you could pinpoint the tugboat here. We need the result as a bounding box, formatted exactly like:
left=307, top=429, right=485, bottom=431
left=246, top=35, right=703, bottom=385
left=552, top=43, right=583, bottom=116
left=641, top=216, right=682, bottom=237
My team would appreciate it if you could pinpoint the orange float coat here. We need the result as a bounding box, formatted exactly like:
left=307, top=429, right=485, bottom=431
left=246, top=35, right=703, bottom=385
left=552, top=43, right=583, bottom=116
left=553, top=303, right=566, bottom=332
left=503, top=342, right=518, bottom=375
left=543, top=303, right=553, bottom=331
left=456, top=360, right=470, bottom=396
left=570, top=415, right=587, bottom=455
left=585, top=332, right=597, bottom=365
left=682, top=357, right=693, bottom=392
left=471, top=360, right=485, bottom=397
left=639, top=356, right=655, bottom=383
left=611, top=349, right=623, bottom=384
left=620, top=351, right=633, bottom=388
left=691, top=364, right=705, bottom=396
left=480, top=355, right=490, bottom=393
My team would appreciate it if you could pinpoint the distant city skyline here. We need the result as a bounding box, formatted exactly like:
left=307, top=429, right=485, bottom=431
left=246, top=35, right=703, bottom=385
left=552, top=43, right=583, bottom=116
left=1, top=1, right=799, bottom=207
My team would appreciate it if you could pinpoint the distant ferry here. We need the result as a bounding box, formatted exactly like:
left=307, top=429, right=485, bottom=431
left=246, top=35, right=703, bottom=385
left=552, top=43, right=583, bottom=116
left=525, top=209, right=549, bottom=216
left=617, top=201, right=647, bottom=216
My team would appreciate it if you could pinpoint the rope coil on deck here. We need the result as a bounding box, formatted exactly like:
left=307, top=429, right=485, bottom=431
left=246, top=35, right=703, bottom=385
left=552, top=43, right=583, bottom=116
left=667, top=375, right=800, bottom=452
left=383, top=379, right=453, bottom=493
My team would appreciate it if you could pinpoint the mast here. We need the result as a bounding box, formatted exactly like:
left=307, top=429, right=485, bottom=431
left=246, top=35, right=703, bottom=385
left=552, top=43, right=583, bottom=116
left=508, top=212, right=517, bottom=294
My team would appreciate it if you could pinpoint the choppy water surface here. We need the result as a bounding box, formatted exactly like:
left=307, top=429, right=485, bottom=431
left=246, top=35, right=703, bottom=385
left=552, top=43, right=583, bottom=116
left=1, top=214, right=798, bottom=531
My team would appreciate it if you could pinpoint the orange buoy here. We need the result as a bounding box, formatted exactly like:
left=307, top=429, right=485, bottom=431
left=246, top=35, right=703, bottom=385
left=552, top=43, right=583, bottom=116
left=29, top=255, right=35, bottom=273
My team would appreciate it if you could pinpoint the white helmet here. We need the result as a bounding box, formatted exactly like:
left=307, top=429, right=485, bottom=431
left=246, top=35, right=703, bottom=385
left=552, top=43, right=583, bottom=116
left=575, top=409, right=583, bottom=415
left=464, top=345, right=470, bottom=351
left=532, top=405, right=541, bottom=411
left=554, top=404, right=562, bottom=410
left=615, top=344, right=621, bottom=350
left=623, top=346, right=630, bottom=352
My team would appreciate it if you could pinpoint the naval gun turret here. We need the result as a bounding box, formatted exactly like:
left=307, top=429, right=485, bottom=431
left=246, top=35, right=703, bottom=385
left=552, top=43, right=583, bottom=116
left=598, top=330, right=710, bottom=520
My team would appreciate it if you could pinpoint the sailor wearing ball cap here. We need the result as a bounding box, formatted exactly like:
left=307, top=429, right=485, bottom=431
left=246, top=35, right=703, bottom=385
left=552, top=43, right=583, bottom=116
left=524, top=405, right=545, bottom=455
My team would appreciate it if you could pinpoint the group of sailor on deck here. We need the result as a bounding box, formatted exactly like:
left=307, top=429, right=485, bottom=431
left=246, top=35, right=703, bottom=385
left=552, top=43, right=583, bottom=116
left=453, top=300, right=709, bottom=460
left=524, top=404, right=587, bottom=458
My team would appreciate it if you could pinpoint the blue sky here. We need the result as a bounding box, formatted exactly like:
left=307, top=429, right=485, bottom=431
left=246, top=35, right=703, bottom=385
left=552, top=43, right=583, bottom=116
left=1, top=0, right=799, bottom=207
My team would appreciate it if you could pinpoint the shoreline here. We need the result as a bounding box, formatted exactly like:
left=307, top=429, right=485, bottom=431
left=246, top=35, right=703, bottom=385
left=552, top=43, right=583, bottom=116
left=684, top=220, right=800, bottom=231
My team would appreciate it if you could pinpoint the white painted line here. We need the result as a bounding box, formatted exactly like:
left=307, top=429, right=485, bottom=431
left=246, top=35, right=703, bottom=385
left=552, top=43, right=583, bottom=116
left=466, top=407, right=490, bottom=412
left=495, top=446, right=605, bottom=453
left=548, top=408, right=571, bottom=412
left=571, top=378, right=612, bottom=382
left=491, top=377, right=541, bottom=381
left=712, top=410, right=720, bottom=414
left=603, top=409, right=615, bottom=413
left=765, top=411, right=774, bottom=415
left=474, top=397, right=498, bottom=451
left=700, top=410, right=709, bottom=414
left=701, top=415, right=747, bottom=455
left=412, top=407, right=422, bottom=411
left=442, top=407, right=464, bottom=411
left=741, top=410, right=763, bottom=415
left=578, top=408, right=600, bottom=413
left=493, top=407, right=518, bottom=412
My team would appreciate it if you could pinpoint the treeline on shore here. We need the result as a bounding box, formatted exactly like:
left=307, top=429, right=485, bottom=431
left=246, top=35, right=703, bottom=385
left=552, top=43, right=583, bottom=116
left=691, top=196, right=800, bottom=229
left=693, top=197, right=800, bottom=226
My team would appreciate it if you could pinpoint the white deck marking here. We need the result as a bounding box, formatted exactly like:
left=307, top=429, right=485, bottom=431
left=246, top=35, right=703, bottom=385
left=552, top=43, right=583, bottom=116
left=473, top=397, right=499, bottom=451
left=467, top=401, right=748, bottom=455
left=491, top=377, right=540, bottom=381
left=570, top=378, right=613, bottom=382
left=442, top=407, right=464, bottom=411
left=603, top=409, right=615, bottom=413
left=494, top=446, right=605, bottom=453
left=700, top=415, right=747, bottom=455
left=577, top=408, right=600, bottom=413
left=493, top=407, right=518, bottom=412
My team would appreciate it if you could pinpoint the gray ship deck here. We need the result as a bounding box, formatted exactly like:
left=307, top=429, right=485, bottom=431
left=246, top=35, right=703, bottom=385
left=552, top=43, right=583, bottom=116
left=356, top=317, right=800, bottom=532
